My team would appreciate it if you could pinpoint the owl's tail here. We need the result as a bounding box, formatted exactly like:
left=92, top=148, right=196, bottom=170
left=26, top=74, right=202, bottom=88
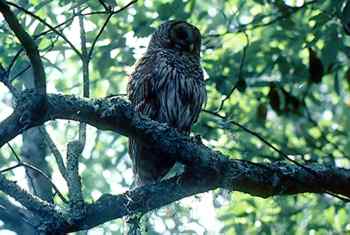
left=129, top=139, right=176, bottom=185
left=124, top=215, right=142, bottom=235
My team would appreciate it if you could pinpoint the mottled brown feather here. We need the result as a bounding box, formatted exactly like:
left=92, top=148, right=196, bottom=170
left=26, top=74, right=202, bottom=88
left=127, top=21, right=206, bottom=185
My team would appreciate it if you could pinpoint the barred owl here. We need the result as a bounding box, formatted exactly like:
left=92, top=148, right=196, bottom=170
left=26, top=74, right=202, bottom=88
left=128, top=20, right=207, bottom=186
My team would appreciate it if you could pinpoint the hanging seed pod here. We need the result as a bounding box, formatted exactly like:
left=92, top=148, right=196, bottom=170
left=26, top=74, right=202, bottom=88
left=345, top=68, right=350, bottom=90
left=285, top=92, right=303, bottom=115
left=342, top=1, right=350, bottom=35
left=256, top=102, right=267, bottom=124
left=308, top=48, right=324, bottom=84
left=268, top=84, right=284, bottom=114
left=236, top=78, right=247, bottom=93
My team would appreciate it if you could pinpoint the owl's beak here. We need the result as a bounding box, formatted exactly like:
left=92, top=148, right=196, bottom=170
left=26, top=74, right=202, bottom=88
left=189, top=43, right=194, bottom=52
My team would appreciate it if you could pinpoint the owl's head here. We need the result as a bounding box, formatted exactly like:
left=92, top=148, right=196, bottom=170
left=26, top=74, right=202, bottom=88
left=148, top=20, right=201, bottom=56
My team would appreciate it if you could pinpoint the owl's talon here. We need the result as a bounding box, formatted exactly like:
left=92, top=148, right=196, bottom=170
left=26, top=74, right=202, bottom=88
left=192, top=134, right=203, bottom=144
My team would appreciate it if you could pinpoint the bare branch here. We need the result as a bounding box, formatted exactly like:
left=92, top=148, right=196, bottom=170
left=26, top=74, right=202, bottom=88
left=66, top=141, right=86, bottom=221
left=65, top=161, right=350, bottom=232
left=203, top=109, right=350, bottom=201
left=0, top=196, right=38, bottom=234
left=215, top=31, right=249, bottom=113
left=88, top=12, right=114, bottom=60
left=0, top=92, right=348, bottom=232
left=0, top=93, right=349, bottom=199
left=87, top=0, right=138, bottom=60
left=0, top=173, right=66, bottom=223
left=83, top=0, right=137, bottom=16
left=7, top=143, right=20, bottom=162
left=6, top=143, right=68, bottom=203
left=0, top=163, right=21, bottom=173
left=7, top=7, right=85, bottom=75
left=39, top=127, right=68, bottom=181
left=78, top=14, right=89, bottom=147
left=97, top=0, right=110, bottom=12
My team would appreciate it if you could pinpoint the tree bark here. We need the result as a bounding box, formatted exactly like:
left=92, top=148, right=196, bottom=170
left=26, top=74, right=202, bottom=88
left=21, top=70, right=53, bottom=203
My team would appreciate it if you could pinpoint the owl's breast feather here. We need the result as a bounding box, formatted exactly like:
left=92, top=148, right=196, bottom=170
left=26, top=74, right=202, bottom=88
left=152, top=52, right=206, bottom=131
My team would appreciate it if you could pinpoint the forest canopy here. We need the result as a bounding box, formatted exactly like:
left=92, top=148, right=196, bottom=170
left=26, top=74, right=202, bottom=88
left=0, top=0, right=350, bottom=234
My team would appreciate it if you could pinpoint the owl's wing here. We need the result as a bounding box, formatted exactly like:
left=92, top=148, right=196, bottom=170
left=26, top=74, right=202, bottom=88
left=128, top=54, right=207, bottom=131
left=127, top=54, right=176, bottom=184
left=127, top=54, right=161, bottom=119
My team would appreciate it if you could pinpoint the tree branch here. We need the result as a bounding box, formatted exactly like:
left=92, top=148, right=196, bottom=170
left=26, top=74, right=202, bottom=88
left=0, top=93, right=349, bottom=233
left=0, top=196, right=38, bottom=234
left=66, top=161, right=350, bottom=232
left=0, top=173, right=67, bottom=226
left=0, top=93, right=349, bottom=195
left=39, top=127, right=68, bottom=181
left=5, top=1, right=81, bottom=57
left=66, top=141, right=86, bottom=221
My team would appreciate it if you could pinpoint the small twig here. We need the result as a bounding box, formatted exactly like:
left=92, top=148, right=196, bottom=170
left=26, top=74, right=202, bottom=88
left=64, top=78, right=104, bottom=91
left=0, top=163, right=21, bottom=173
left=21, top=162, right=68, bottom=203
left=5, top=1, right=82, bottom=57
left=215, top=31, right=249, bottom=113
left=7, top=143, right=20, bottom=162
left=0, top=0, right=47, bottom=94
left=9, top=32, right=59, bottom=83
left=78, top=13, right=88, bottom=146
left=4, top=1, right=134, bottom=76
left=10, top=65, right=31, bottom=82
left=89, top=130, right=101, bottom=159
left=205, top=110, right=310, bottom=171
left=204, top=110, right=296, bottom=160
left=7, top=47, right=24, bottom=73
left=88, top=0, right=138, bottom=60
left=98, top=0, right=110, bottom=11
left=6, top=143, right=68, bottom=203
left=83, top=0, right=137, bottom=16
left=88, top=12, right=114, bottom=60
left=39, top=127, right=68, bottom=181
left=204, top=109, right=350, bottom=202
left=0, top=65, right=19, bottom=98
left=6, top=7, right=85, bottom=75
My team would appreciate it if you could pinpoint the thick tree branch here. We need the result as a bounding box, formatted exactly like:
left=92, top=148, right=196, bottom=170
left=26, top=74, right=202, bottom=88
left=0, top=173, right=67, bottom=228
left=66, top=174, right=215, bottom=232
left=0, top=93, right=349, bottom=233
left=0, top=93, right=349, bottom=196
left=0, top=196, right=38, bottom=234
left=67, top=141, right=86, bottom=221
left=66, top=161, right=349, bottom=232
left=0, top=90, right=47, bottom=147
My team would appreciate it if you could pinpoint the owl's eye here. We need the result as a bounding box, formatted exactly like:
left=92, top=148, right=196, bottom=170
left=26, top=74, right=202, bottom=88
left=170, top=23, right=190, bottom=42
left=168, top=22, right=200, bottom=53
left=175, top=28, right=188, bottom=40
